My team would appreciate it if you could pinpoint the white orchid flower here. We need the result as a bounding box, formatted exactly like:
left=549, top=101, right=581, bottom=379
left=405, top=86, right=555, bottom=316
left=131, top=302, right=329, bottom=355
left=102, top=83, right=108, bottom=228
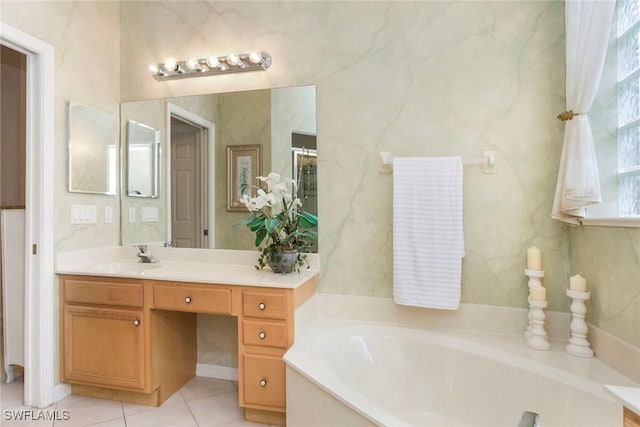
left=257, top=172, right=281, bottom=192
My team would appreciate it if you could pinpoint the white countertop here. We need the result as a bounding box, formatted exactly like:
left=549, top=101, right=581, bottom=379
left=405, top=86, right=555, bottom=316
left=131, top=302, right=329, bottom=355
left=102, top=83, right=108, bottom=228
left=605, top=385, right=640, bottom=415
left=56, top=246, right=318, bottom=289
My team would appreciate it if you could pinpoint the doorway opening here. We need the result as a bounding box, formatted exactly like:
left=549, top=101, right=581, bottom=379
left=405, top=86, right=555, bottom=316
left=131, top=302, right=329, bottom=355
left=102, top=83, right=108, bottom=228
left=1, top=22, right=56, bottom=408
left=1, top=44, right=27, bottom=384
left=166, top=104, right=215, bottom=249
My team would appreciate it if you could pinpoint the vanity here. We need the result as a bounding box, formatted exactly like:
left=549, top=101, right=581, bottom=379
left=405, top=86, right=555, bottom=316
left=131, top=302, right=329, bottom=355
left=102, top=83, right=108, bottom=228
left=57, top=247, right=317, bottom=426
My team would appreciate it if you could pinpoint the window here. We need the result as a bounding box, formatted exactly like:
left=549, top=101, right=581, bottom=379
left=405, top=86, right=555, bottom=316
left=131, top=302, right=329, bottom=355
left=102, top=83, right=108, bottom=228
left=617, top=0, right=640, bottom=216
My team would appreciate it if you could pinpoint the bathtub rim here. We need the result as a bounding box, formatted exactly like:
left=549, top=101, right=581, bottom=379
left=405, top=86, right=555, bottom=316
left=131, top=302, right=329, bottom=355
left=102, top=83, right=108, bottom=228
left=284, top=318, right=638, bottom=427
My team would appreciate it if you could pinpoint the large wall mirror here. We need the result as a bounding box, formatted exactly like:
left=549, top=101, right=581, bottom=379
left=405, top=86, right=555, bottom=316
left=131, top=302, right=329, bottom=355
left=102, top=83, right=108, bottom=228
left=120, top=85, right=317, bottom=252
left=68, top=103, right=118, bottom=195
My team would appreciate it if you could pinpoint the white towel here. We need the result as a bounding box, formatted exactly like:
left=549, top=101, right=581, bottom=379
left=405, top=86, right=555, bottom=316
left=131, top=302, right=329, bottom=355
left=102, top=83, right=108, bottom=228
left=393, top=157, right=464, bottom=310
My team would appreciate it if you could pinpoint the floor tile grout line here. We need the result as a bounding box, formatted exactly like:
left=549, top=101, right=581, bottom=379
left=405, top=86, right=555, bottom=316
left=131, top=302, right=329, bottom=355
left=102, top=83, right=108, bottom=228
left=181, top=388, right=201, bottom=427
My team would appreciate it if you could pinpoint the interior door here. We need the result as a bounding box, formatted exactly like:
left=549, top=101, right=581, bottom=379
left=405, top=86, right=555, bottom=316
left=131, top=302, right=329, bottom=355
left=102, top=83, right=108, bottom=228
left=171, top=118, right=202, bottom=248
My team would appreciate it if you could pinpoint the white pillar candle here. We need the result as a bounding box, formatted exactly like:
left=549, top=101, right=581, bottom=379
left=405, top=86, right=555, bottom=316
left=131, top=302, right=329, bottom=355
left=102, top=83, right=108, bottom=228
left=569, top=274, right=587, bottom=292
left=530, top=286, right=546, bottom=301
left=527, top=247, right=542, bottom=270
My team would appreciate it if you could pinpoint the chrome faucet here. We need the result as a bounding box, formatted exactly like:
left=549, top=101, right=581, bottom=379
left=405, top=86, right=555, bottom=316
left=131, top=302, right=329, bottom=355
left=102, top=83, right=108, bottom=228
left=136, top=245, right=158, bottom=263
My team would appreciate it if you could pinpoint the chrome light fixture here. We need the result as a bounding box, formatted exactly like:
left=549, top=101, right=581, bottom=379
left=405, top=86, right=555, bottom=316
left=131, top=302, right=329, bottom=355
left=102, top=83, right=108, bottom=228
left=149, top=51, right=271, bottom=81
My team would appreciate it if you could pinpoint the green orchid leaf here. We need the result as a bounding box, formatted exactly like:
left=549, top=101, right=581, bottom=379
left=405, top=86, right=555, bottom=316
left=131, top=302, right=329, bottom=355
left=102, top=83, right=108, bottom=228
left=265, top=217, right=281, bottom=234
left=255, top=228, right=267, bottom=247
left=298, top=211, right=318, bottom=227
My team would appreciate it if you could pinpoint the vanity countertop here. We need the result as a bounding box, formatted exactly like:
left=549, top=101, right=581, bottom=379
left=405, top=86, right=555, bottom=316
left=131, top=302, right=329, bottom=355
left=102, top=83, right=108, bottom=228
left=604, top=385, right=640, bottom=415
left=56, top=246, right=319, bottom=289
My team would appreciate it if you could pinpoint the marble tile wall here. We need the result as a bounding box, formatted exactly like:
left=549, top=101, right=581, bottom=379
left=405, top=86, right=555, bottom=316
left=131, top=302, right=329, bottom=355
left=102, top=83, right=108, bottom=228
left=2, top=1, right=636, bottom=377
left=1, top=1, right=122, bottom=252
left=570, top=227, right=640, bottom=348
left=120, top=0, right=570, bottom=309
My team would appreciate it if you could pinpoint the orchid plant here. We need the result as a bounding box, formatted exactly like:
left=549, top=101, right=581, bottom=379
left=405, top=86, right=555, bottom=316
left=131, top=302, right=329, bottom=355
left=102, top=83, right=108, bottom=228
left=236, top=172, right=318, bottom=271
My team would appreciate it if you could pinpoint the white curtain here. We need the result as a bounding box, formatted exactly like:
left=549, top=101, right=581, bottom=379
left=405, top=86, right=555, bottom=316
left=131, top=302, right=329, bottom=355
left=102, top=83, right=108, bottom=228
left=552, top=0, right=615, bottom=225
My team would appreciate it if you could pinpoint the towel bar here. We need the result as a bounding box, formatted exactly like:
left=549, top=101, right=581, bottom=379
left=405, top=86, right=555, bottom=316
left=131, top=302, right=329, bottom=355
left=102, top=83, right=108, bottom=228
left=379, top=150, right=496, bottom=174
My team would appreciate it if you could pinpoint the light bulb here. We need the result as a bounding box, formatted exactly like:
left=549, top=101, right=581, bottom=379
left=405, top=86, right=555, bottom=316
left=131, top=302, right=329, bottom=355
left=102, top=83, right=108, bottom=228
left=148, top=64, right=159, bottom=73
left=186, top=58, right=202, bottom=71
left=206, top=56, right=220, bottom=68
left=226, top=54, right=240, bottom=66
left=248, top=52, right=262, bottom=64
left=163, top=59, right=177, bottom=73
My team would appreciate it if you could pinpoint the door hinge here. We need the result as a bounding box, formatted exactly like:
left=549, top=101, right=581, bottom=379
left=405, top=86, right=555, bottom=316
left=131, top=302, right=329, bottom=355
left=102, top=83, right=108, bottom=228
left=32, top=244, right=37, bottom=255
left=203, top=229, right=209, bottom=236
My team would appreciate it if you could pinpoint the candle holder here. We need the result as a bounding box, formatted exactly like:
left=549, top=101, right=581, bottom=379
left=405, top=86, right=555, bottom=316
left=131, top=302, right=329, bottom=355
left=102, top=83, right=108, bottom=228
left=524, top=269, right=544, bottom=340
left=527, top=298, right=550, bottom=350
left=566, top=289, right=594, bottom=358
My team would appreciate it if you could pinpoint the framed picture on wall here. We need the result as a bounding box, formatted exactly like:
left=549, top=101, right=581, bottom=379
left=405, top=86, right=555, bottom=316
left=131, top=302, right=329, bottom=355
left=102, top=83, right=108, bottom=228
left=226, top=144, right=262, bottom=211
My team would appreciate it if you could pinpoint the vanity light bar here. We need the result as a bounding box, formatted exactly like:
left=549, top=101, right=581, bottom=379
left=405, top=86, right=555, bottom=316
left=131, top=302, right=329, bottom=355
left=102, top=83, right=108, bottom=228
left=149, top=52, right=272, bottom=81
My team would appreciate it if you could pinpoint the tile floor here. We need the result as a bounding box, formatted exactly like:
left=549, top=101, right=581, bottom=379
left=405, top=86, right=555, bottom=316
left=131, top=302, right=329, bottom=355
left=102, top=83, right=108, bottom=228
left=1, top=376, right=276, bottom=427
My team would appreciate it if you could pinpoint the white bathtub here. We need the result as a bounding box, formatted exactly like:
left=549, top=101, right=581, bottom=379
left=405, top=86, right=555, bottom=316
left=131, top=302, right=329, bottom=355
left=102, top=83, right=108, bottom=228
left=285, top=320, right=637, bottom=427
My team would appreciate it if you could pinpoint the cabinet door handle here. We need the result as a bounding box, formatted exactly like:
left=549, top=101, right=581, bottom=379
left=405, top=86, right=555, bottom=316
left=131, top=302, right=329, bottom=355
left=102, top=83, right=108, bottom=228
left=258, top=302, right=266, bottom=310
left=133, top=319, right=140, bottom=326
left=185, top=296, right=192, bottom=304
left=258, top=331, right=266, bottom=340
left=259, top=379, right=267, bottom=387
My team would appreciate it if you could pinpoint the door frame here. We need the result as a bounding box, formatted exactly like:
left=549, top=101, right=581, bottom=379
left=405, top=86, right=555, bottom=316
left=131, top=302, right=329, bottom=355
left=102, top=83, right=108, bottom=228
left=165, top=103, right=216, bottom=248
left=0, top=23, right=56, bottom=407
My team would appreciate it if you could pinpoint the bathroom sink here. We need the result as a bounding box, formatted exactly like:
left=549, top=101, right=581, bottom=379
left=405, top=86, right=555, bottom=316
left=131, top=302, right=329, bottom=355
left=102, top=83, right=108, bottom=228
left=94, top=262, right=162, bottom=275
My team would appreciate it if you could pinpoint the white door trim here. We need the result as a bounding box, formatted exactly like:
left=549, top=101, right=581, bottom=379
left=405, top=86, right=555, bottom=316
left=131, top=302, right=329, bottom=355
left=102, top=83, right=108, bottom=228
left=0, top=22, right=55, bottom=407
left=165, top=103, right=216, bottom=248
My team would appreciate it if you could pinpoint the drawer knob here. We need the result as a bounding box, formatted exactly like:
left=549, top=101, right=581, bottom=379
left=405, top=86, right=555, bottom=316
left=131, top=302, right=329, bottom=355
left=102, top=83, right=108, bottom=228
left=133, top=319, right=140, bottom=326
left=258, top=331, right=266, bottom=340
left=185, top=296, right=192, bottom=304
left=258, top=302, right=266, bottom=310
left=259, top=379, right=267, bottom=387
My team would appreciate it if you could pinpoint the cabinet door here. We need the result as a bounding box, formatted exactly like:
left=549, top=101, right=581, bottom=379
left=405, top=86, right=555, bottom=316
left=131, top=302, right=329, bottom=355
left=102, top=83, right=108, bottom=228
left=63, top=305, right=146, bottom=390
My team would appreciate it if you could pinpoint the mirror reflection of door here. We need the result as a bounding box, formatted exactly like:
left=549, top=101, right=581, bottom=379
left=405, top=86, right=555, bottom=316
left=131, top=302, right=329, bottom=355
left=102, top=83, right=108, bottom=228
left=170, top=116, right=206, bottom=248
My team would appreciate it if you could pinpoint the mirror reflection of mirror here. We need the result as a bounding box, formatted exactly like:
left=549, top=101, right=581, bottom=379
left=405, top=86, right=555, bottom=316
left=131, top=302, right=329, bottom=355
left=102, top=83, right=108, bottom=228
left=120, top=85, right=317, bottom=253
left=68, top=103, right=117, bottom=195
left=127, top=120, right=160, bottom=198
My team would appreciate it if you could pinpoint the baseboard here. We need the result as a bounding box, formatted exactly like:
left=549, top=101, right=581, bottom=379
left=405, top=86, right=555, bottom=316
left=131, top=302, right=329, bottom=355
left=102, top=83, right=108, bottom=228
left=53, top=382, right=71, bottom=402
left=196, top=363, right=238, bottom=381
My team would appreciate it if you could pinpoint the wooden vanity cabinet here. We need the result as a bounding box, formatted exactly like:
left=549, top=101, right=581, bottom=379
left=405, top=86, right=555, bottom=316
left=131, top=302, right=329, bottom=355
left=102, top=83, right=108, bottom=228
left=60, top=275, right=196, bottom=406
left=60, top=273, right=316, bottom=424
left=625, top=407, right=640, bottom=427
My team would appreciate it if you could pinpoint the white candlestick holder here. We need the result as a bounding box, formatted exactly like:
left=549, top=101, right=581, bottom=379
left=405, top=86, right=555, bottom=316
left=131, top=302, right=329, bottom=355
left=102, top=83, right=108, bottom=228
left=527, top=298, right=550, bottom=350
left=566, top=289, right=594, bottom=358
left=524, top=269, right=544, bottom=340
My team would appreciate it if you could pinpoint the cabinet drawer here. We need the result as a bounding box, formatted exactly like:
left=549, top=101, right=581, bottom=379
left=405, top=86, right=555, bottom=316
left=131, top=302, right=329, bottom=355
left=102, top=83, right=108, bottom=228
left=242, top=319, right=288, bottom=349
left=242, top=354, right=285, bottom=410
left=64, top=277, right=143, bottom=308
left=242, top=291, right=287, bottom=319
left=154, top=283, right=232, bottom=315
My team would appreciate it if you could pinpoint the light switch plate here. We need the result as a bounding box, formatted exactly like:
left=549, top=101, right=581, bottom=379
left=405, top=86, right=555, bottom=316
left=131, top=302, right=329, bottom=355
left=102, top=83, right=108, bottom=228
left=104, top=206, right=113, bottom=224
left=70, top=205, right=97, bottom=225
left=141, top=207, right=159, bottom=223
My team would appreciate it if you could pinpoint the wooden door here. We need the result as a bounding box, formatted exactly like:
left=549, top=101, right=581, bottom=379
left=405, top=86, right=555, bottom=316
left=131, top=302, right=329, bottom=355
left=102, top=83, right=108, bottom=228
left=63, top=305, right=146, bottom=390
left=171, top=118, right=202, bottom=248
